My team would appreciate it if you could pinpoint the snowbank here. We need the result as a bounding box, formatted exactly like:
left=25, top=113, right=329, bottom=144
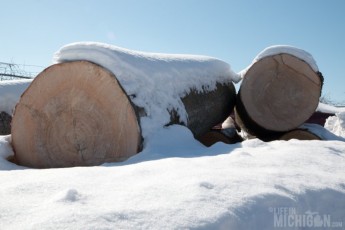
left=0, top=125, right=344, bottom=229
left=54, top=42, right=241, bottom=138
left=0, top=79, right=32, bottom=114
left=239, top=45, right=319, bottom=78
left=325, top=111, right=345, bottom=138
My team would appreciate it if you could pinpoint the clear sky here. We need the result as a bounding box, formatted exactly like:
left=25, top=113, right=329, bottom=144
left=1, top=0, right=344, bottom=102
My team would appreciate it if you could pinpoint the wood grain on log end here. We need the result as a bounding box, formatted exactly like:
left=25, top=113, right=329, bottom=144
left=11, top=61, right=141, bottom=168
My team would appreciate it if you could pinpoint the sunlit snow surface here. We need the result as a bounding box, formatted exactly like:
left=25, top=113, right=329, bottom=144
left=1, top=125, right=345, bottom=229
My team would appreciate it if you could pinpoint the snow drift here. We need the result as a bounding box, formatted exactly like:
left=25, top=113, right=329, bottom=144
left=0, top=125, right=345, bottom=229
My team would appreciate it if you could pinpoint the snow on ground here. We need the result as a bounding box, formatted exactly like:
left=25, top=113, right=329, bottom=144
left=239, top=45, right=319, bottom=78
left=54, top=42, right=241, bottom=138
left=0, top=79, right=32, bottom=114
left=1, top=124, right=345, bottom=229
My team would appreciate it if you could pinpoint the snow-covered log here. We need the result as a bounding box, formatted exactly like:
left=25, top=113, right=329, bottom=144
left=0, top=112, right=12, bottom=135
left=0, top=79, right=32, bottom=115
left=0, top=79, right=32, bottom=135
left=236, top=46, right=323, bottom=140
left=11, top=43, right=238, bottom=168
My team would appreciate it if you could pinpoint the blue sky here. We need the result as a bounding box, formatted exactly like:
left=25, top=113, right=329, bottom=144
left=1, top=0, right=344, bottom=102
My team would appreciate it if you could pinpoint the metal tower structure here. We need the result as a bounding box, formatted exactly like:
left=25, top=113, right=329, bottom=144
left=0, top=62, right=41, bottom=80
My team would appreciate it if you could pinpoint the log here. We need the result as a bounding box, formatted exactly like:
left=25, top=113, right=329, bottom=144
left=0, top=79, right=32, bottom=114
left=198, top=129, right=242, bottom=147
left=197, top=116, right=242, bottom=147
left=279, top=129, right=321, bottom=141
left=11, top=61, right=236, bottom=168
left=236, top=53, right=323, bottom=140
left=0, top=79, right=32, bottom=135
left=0, top=111, right=12, bottom=135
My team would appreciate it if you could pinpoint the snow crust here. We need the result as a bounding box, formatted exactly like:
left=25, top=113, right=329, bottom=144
left=0, top=79, right=32, bottom=114
left=1, top=125, right=345, bottom=229
left=239, top=45, right=319, bottom=78
left=54, top=42, right=241, bottom=138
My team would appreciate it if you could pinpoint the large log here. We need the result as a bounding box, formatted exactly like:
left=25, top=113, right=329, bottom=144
left=0, top=79, right=32, bottom=135
left=279, top=129, right=321, bottom=141
left=236, top=53, right=323, bottom=140
left=0, top=79, right=32, bottom=115
left=0, top=111, right=12, bottom=135
left=11, top=61, right=236, bottom=168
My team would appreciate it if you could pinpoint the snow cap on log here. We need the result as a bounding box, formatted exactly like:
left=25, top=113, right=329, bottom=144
left=239, top=45, right=319, bottom=78
left=53, top=42, right=240, bottom=138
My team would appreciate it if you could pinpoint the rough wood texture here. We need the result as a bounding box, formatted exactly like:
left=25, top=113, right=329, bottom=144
left=12, top=61, right=236, bottom=168
left=236, top=54, right=323, bottom=139
left=0, top=111, right=12, bottom=135
left=12, top=61, right=141, bottom=168
left=279, top=129, right=321, bottom=141
left=180, top=83, right=236, bottom=138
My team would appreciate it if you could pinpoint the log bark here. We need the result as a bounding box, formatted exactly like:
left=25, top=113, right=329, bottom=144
left=236, top=53, right=323, bottom=140
left=0, top=111, right=12, bottom=135
left=178, top=83, right=236, bottom=138
left=11, top=61, right=236, bottom=168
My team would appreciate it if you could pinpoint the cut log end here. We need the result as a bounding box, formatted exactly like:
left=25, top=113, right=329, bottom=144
left=11, top=61, right=141, bottom=168
left=237, top=53, right=322, bottom=138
